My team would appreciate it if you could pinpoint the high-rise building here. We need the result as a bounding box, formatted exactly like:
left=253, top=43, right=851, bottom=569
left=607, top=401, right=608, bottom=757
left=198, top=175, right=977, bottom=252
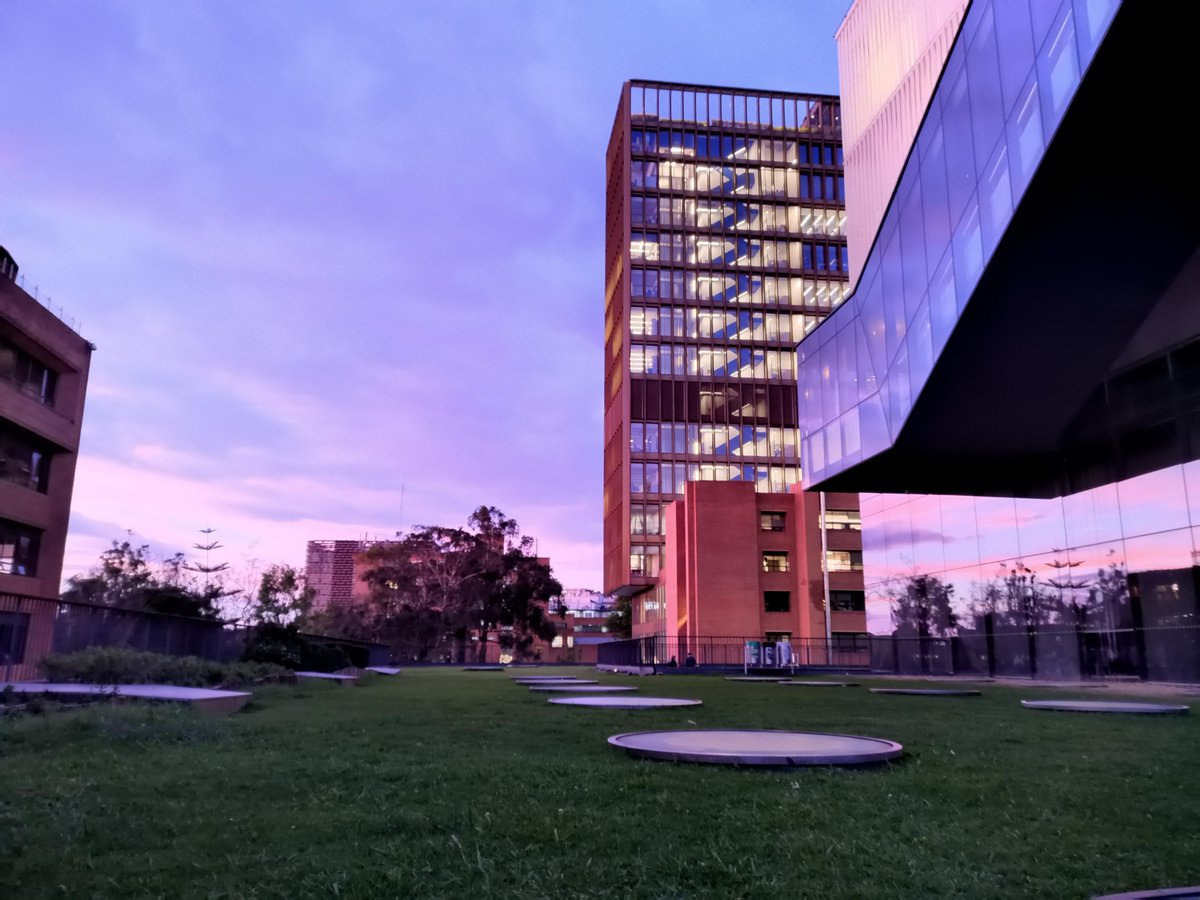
left=801, top=0, right=1200, bottom=679
left=0, top=245, right=93, bottom=679
left=603, top=81, right=863, bottom=643
left=305, top=539, right=369, bottom=612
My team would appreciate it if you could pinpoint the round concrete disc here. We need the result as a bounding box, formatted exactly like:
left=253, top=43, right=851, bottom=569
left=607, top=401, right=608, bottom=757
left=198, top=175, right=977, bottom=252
left=462, top=666, right=505, bottom=671
left=549, top=696, right=702, bottom=708
left=529, top=684, right=637, bottom=693
left=1093, top=887, right=1200, bottom=899
left=870, top=688, right=980, bottom=696
left=779, top=680, right=860, bottom=687
left=1022, top=700, right=1189, bottom=715
left=725, top=676, right=791, bottom=682
left=608, top=729, right=903, bottom=766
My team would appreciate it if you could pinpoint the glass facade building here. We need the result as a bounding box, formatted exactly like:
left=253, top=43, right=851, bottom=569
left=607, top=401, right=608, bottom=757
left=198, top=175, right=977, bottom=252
left=800, top=0, right=1200, bottom=680
left=798, top=0, right=1122, bottom=487
left=602, top=81, right=852, bottom=631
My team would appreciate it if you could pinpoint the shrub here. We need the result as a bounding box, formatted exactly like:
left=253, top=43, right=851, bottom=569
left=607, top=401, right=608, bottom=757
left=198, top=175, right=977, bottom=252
left=40, top=647, right=288, bottom=687
left=241, top=624, right=350, bottom=672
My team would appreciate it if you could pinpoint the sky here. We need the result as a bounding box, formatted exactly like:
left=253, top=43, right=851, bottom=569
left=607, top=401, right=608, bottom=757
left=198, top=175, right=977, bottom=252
left=2, top=0, right=848, bottom=594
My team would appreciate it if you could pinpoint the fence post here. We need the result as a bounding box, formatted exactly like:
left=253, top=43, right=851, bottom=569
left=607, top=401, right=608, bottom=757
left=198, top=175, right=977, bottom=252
left=984, top=614, right=996, bottom=678
left=891, top=634, right=900, bottom=674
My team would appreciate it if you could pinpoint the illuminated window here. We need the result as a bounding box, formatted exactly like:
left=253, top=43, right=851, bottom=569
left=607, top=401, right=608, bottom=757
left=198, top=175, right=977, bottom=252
left=823, top=509, right=861, bottom=530
left=826, top=550, right=863, bottom=572
left=762, top=551, right=789, bottom=573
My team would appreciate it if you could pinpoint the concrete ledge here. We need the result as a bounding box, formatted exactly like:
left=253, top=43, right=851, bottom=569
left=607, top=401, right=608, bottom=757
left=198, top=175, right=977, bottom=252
left=1, top=682, right=252, bottom=716
left=596, top=665, right=655, bottom=676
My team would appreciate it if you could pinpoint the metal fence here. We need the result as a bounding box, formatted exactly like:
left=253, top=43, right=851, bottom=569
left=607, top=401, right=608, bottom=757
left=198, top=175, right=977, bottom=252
left=52, top=601, right=249, bottom=662
left=2, top=594, right=389, bottom=676
left=598, top=635, right=871, bottom=670
left=601, top=624, right=1200, bottom=683
left=873, top=622, right=1200, bottom=683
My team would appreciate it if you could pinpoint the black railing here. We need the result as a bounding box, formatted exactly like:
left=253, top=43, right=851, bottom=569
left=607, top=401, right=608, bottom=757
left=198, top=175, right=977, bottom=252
left=600, top=624, right=1200, bottom=683
left=873, top=621, right=1200, bottom=684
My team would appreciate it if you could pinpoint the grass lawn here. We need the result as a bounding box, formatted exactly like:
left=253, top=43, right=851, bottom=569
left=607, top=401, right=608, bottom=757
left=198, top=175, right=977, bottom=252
left=2, top=669, right=1198, bottom=898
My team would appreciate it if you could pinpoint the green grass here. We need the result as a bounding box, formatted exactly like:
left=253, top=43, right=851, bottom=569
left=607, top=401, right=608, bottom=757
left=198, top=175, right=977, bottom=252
left=2, top=669, right=1198, bottom=898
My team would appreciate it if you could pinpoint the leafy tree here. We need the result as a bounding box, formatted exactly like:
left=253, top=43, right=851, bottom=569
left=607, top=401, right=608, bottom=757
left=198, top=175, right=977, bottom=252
left=607, top=595, right=632, bottom=638
left=248, top=564, right=314, bottom=627
left=354, top=506, right=562, bottom=663
left=62, top=537, right=221, bottom=619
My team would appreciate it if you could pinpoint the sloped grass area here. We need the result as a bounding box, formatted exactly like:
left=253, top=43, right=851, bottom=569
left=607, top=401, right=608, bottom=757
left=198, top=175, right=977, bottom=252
left=2, top=670, right=1198, bottom=898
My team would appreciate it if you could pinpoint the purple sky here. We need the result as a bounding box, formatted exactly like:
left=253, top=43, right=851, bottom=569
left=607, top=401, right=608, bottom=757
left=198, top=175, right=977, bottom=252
left=2, top=0, right=847, bottom=593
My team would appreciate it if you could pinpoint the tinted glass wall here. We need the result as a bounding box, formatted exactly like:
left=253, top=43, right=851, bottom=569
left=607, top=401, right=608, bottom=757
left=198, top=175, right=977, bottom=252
left=864, top=458, right=1200, bottom=682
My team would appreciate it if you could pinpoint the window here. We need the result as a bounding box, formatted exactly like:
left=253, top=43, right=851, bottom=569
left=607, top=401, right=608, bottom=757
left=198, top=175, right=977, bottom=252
left=822, top=509, right=861, bottom=530
left=764, top=590, right=790, bottom=612
left=0, top=338, right=58, bottom=407
left=0, top=424, right=51, bottom=493
left=826, top=550, right=863, bottom=572
left=762, top=551, right=789, bottom=573
left=0, top=518, right=40, bottom=576
left=760, top=511, right=786, bottom=532
left=830, top=590, right=865, bottom=612
left=0, top=611, right=30, bottom=664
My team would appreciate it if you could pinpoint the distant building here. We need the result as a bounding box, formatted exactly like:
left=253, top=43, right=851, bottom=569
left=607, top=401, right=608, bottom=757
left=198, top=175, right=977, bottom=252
left=0, top=245, right=94, bottom=679
left=305, top=539, right=369, bottom=612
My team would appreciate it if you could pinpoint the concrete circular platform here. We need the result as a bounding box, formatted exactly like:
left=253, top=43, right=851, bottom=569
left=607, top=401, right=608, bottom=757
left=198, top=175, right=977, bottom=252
left=725, top=676, right=791, bottom=682
left=462, top=666, right=505, bottom=671
left=1093, top=887, right=1200, bottom=899
left=529, top=684, right=637, bottom=693
left=779, top=680, right=860, bottom=687
left=1022, top=700, right=1189, bottom=715
left=870, top=688, right=980, bottom=696
left=608, top=729, right=903, bottom=766
left=549, top=696, right=702, bottom=708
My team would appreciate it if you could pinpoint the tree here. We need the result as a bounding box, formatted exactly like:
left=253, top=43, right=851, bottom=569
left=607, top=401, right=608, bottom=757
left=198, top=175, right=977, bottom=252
left=62, top=537, right=221, bottom=619
left=247, top=564, right=314, bottom=627
left=354, top=506, right=563, bottom=663
left=183, top=528, right=242, bottom=613
left=607, top=595, right=632, bottom=638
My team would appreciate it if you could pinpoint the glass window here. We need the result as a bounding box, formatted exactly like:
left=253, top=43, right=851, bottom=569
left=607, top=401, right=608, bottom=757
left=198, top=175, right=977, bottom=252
left=823, top=509, right=861, bottom=530
left=761, top=511, right=786, bottom=532
left=835, top=592, right=864, bottom=614
left=764, top=590, right=790, bottom=613
left=0, top=518, right=40, bottom=576
left=630, top=422, right=643, bottom=454
left=762, top=551, right=789, bottom=573
left=0, top=338, right=58, bottom=407
left=826, top=550, right=863, bottom=572
left=630, top=463, right=644, bottom=493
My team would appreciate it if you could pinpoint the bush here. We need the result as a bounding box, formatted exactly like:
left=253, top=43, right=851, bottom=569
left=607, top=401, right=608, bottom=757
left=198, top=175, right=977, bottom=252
left=40, top=647, right=289, bottom=687
left=241, top=624, right=351, bottom=672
